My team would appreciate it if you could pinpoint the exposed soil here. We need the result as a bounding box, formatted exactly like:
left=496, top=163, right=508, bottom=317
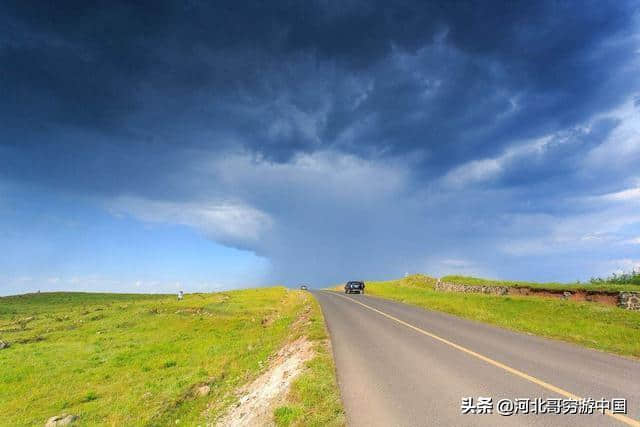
left=570, top=291, right=619, bottom=305
left=215, top=336, right=314, bottom=427
left=508, top=287, right=619, bottom=306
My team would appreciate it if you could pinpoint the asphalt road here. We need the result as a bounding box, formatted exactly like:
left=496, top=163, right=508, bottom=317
left=312, top=291, right=640, bottom=427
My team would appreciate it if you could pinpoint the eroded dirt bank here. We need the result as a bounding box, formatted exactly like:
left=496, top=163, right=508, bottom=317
left=215, top=337, right=314, bottom=427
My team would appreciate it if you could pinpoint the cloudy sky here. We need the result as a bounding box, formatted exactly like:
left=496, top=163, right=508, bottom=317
left=1, top=1, right=640, bottom=295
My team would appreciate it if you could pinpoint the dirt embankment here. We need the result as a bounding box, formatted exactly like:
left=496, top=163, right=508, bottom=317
left=508, top=286, right=620, bottom=306
left=215, top=336, right=314, bottom=427
left=435, top=280, right=635, bottom=309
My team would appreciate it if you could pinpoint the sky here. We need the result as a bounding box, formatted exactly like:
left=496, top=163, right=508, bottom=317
left=1, top=1, right=640, bottom=295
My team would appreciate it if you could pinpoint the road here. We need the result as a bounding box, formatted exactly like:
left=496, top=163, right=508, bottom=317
left=312, top=291, right=640, bottom=427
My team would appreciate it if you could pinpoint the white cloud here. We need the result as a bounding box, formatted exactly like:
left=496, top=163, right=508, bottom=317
left=583, top=99, right=640, bottom=169
left=600, top=186, right=640, bottom=202
left=441, top=157, right=503, bottom=188
left=439, top=134, right=553, bottom=189
left=109, top=197, right=272, bottom=250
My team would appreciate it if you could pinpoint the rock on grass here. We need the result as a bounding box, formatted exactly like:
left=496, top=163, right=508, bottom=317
left=45, top=414, right=77, bottom=426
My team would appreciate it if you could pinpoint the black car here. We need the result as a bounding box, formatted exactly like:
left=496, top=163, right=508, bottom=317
left=344, top=281, right=365, bottom=294
left=300, top=284, right=308, bottom=290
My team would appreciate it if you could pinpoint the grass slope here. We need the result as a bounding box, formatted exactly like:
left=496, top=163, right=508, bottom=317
left=274, top=296, right=345, bottom=427
left=441, top=275, right=640, bottom=293
left=337, top=275, right=640, bottom=358
left=0, top=287, right=340, bottom=426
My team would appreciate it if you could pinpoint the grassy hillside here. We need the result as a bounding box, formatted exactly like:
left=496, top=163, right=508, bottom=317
left=441, top=275, right=640, bottom=293
left=0, top=288, right=343, bottom=426
left=335, top=275, right=640, bottom=358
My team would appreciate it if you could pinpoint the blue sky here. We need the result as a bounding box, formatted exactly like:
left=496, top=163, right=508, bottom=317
left=0, top=185, right=267, bottom=295
left=1, top=1, right=640, bottom=294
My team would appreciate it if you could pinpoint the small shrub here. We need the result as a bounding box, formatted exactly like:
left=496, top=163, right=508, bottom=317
left=83, top=391, right=98, bottom=402
left=591, top=270, right=640, bottom=286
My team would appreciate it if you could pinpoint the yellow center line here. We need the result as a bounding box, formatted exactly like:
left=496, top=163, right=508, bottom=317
left=323, top=291, right=639, bottom=426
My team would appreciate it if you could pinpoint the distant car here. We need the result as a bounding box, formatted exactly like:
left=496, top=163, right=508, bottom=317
left=300, top=284, right=308, bottom=290
left=344, top=281, right=365, bottom=294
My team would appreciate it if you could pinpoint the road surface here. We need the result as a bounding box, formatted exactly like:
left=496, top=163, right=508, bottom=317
left=312, top=291, right=640, bottom=427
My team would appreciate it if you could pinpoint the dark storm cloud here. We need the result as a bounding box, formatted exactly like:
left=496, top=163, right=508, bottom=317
left=3, top=1, right=637, bottom=164
left=1, top=1, right=639, bottom=285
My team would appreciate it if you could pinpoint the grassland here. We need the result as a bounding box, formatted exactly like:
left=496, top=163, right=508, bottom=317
left=334, top=275, right=640, bottom=358
left=441, top=275, right=640, bottom=293
left=0, top=287, right=343, bottom=426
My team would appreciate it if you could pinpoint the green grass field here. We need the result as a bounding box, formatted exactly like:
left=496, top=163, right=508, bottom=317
left=334, top=275, right=640, bottom=358
left=441, top=275, right=640, bottom=293
left=0, top=288, right=343, bottom=426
